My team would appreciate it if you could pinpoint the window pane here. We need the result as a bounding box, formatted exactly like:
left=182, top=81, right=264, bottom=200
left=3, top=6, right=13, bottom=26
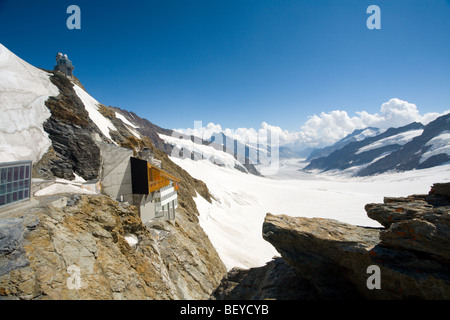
left=13, top=182, right=18, bottom=192
left=18, top=181, right=23, bottom=190
left=13, top=192, right=18, bottom=202
left=24, top=179, right=29, bottom=189
left=7, top=183, right=12, bottom=193
left=24, top=189, right=29, bottom=198
left=0, top=184, right=5, bottom=195
left=1, top=169, right=6, bottom=183
left=25, top=165, right=30, bottom=179
left=18, top=190, right=24, bottom=200
left=7, top=168, right=12, bottom=182
left=14, top=167, right=19, bottom=181
left=19, top=166, right=25, bottom=180
left=0, top=195, right=5, bottom=205
left=6, top=193, right=12, bottom=204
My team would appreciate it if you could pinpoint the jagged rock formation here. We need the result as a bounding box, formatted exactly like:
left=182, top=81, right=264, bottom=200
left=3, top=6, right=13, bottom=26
left=40, top=73, right=101, bottom=180
left=0, top=194, right=226, bottom=300
left=213, top=183, right=450, bottom=300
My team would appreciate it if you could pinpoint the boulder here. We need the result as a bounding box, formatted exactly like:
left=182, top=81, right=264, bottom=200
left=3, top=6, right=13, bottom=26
left=211, top=257, right=319, bottom=300
left=214, top=183, right=450, bottom=300
left=262, top=214, right=380, bottom=299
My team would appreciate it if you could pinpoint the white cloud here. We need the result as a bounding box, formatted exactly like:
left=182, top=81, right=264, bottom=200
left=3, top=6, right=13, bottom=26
left=296, top=98, right=449, bottom=147
left=356, top=98, right=443, bottom=129
left=174, top=98, right=450, bottom=149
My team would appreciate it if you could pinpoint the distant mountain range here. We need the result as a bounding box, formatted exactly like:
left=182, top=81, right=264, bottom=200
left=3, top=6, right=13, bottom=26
left=306, top=127, right=381, bottom=161
left=303, top=114, right=450, bottom=176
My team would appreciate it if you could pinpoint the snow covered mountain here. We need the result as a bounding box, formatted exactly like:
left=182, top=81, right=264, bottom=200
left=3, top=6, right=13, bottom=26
left=306, top=127, right=381, bottom=161
left=158, top=131, right=262, bottom=175
left=304, top=115, right=450, bottom=176
left=157, top=129, right=309, bottom=177
left=358, top=113, right=450, bottom=176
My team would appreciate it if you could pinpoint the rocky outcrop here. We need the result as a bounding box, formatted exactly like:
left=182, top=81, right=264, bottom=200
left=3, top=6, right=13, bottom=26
left=0, top=194, right=226, bottom=300
left=213, top=183, right=450, bottom=300
left=211, top=258, right=319, bottom=300
left=0, top=215, right=39, bottom=279
left=35, top=72, right=102, bottom=180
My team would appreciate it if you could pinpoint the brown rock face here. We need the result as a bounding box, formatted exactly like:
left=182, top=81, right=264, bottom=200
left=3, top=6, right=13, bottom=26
left=366, top=183, right=450, bottom=261
left=214, top=183, right=450, bottom=300
left=262, top=214, right=381, bottom=299
left=0, top=194, right=226, bottom=300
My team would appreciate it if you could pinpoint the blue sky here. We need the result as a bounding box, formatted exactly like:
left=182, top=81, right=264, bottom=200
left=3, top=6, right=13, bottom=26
left=1, top=0, right=450, bottom=132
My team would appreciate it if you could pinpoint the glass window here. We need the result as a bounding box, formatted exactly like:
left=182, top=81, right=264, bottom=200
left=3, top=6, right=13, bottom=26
left=14, top=167, right=19, bottom=181
left=1, top=169, right=6, bottom=183
left=0, top=162, right=32, bottom=206
left=19, top=166, right=24, bottom=180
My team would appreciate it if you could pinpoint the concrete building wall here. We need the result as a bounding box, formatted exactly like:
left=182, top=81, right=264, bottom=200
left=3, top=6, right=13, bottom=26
left=133, top=194, right=156, bottom=223
left=97, top=142, right=134, bottom=203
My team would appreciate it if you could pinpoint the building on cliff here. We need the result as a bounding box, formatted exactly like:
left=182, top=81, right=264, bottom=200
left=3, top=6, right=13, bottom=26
left=97, top=143, right=180, bottom=223
left=54, top=52, right=75, bottom=79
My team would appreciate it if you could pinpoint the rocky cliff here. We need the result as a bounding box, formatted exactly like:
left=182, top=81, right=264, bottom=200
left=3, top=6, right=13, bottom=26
left=212, top=183, right=450, bottom=300
left=0, top=44, right=227, bottom=300
left=0, top=193, right=226, bottom=300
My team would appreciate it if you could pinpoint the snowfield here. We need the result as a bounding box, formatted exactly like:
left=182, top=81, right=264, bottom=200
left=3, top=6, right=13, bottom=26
left=0, top=43, right=59, bottom=163
left=34, top=183, right=97, bottom=197
left=171, top=156, right=450, bottom=270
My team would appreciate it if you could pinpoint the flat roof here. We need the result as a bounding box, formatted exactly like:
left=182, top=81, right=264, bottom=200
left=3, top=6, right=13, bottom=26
left=0, top=160, right=32, bottom=167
